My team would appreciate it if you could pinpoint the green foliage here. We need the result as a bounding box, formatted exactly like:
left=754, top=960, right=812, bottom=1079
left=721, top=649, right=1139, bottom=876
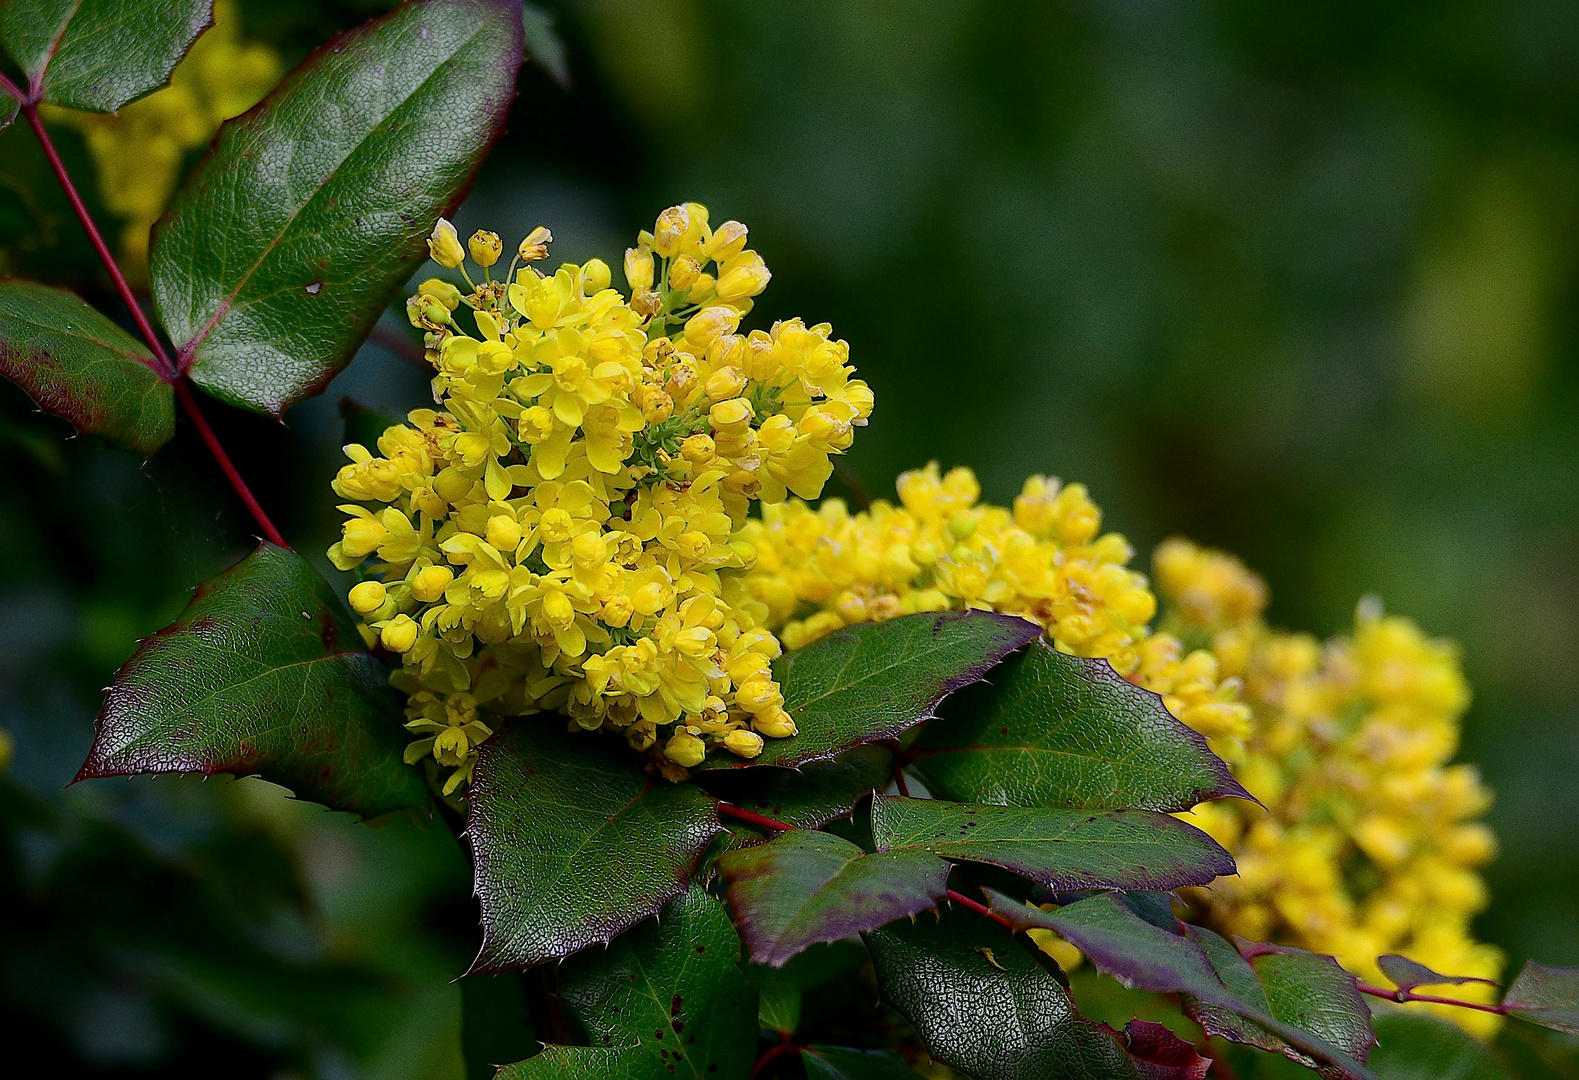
left=77, top=543, right=429, bottom=817
left=801, top=1045, right=923, bottom=1080
left=0, top=0, right=212, bottom=111
left=1376, top=955, right=1498, bottom=994
left=716, top=829, right=950, bottom=967
left=149, top=0, right=523, bottom=417
left=1368, top=1014, right=1505, bottom=1080
left=0, top=279, right=173, bottom=452
left=464, top=722, right=721, bottom=972
left=912, top=641, right=1249, bottom=812
left=697, top=743, right=892, bottom=832
left=1502, top=961, right=1579, bottom=1035
left=870, top=793, right=1234, bottom=892
left=497, top=886, right=758, bottom=1080
left=707, top=609, right=1043, bottom=769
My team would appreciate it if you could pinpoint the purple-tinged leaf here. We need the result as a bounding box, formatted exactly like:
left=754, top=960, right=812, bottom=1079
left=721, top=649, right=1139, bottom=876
left=716, top=829, right=949, bottom=968
left=911, top=640, right=1251, bottom=813
left=0, top=0, right=213, bottom=112
left=1376, top=953, right=1499, bottom=995
left=151, top=0, right=524, bottom=417
left=1503, top=961, right=1579, bottom=1035
left=703, top=610, right=1042, bottom=771
left=984, top=890, right=1377, bottom=1079
left=870, top=793, right=1234, bottom=892
left=75, top=543, right=427, bottom=817
left=1121, top=1020, right=1210, bottom=1080
left=0, top=280, right=173, bottom=453
left=696, top=744, right=891, bottom=839
left=465, top=721, right=720, bottom=972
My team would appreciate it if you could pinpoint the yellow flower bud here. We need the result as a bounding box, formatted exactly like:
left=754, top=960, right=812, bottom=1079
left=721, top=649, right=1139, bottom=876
left=715, top=252, right=771, bottom=302
left=518, top=226, right=553, bottom=262
left=582, top=257, right=611, bottom=292
left=683, top=305, right=738, bottom=350
left=723, top=728, right=764, bottom=758
left=752, top=707, right=797, bottom=739
left=411, top=565, right=454, bottom=603
left=348, top=580, right=387, bottom=615
left=663, top=730, right=706, bottom=768
left=709, top=397, right=754, bottom=430
left=469, top=230, right=503, bottom=267
left=704, top=366, right=747, bottom=401
left=417, top=278, right=462, bottom=310
left=669, top=254, right=702, bottom=291
left=380, top=614, right=419, bottom=653
left=653, top=204, right=691, bottom=257
left=487, top=514, right=522, bottom=553
left=427, top=217, right=465, bottom=268
left=624, top=246, right=654, bottom=289
left=705, top=220, right=749, bottom=261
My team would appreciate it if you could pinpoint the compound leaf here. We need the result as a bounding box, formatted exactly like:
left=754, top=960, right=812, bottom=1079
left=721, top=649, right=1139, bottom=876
left=497, top=885, right=757, bottom=1080
left=151, top=0, right=523, bottom=417
left=0, top=0, right=212, bottom=112
left=76, top=543, right=428, bottom=817
left=716, top=829, right=949, bottom=968
left=704, top=610, right=1042, bottom=771
left=870, top=793, right=1234, bottom=892
left=911, top=640, right=1248, bottom=812
left=1503, top=961, right=1579, bottom=1035
left=465, top=721, right=721, bottom=972
left=0, top=280, right=173, bottom=453
left=863, top=904, right=1152, bottom=1080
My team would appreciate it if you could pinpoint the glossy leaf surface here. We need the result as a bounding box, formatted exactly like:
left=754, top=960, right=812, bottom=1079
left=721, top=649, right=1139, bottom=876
left=912, top=641, right=1247, bottom=812
left=0, top=0, right=212, bottom=111
left=1503, top=961, right=1579, bottom=1035
left=803, top=1045, right=922, bottom=1080
left=870, top=793, right=1234, bottom=892
left=699, top=744, right=891, bottom=836
left=465, top=722, right=720, bottom=971
left=1367, top=1013, right=1504, bottom=1080
left=0, top=280, right=173, bottom=453
left=864, top=905, right=1149, bottom=1080
left=1375, top=954, right=1497, bottom=994
left=151, top=0, right=522, bottom=416
left=76, top=543, right=427, bottom=817
left=716, top=829, right=949, bottom=967
left=704, top=610, right=1041, bottom=771
left=497, top=886, right=757, bottom=1080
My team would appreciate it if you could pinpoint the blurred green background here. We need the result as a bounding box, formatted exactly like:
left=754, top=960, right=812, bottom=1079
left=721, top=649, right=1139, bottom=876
left=3, top=0, right=1578, bottom=1074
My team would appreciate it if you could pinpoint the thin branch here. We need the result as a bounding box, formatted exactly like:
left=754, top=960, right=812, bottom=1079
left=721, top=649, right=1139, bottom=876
left=1355, top=983, right=1509, bottom=1016
left=23, top=102, right=288, bottom=547
left=750, top=1039, right=803, bottom=1078
left=175, top=381, right=287, bottom=547
left=0, top=70, right=24, bottom=103
left=946, top=887, right=1017, bottom=931
left=23, top=104, right=176, bottom=380
left=717, top=803, right=794, bottom=832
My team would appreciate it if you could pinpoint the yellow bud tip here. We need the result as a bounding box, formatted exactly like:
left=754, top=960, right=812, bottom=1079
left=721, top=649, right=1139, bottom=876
left=468, top=230, right=503, bottom=267
left=348, top=580, right=387, bottom=615
left=380, top=614, right=419, bottom=653
left=427, top=218, right=465, bottom=269
left=663, top=731, right=706, bottom=768
left=518, top=226, right=553, bottom=262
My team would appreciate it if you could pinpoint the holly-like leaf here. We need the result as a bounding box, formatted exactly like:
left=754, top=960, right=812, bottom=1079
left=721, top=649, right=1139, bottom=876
left=497, top=886, right=757, bottom=1080
left=715, top=829, right=949, bottom=968
left=802, top=1045, right=923, bottom=1080
left=699, top=744, right=891, bottom=837
left=911, top=641, right=1249, bottom=812
left=1375, top=954, right=1497, bottom=995
left=864, top=905, right=1155, bottom=1080
left=0, top=280, right=173, bottom=453
left=986, top=891, right=1376, bottom=1079
left=1366, top=1013, right=1505, bottom=1080
left=869, top=794, right=1234, bottom=892
left=465, top=722, right=721, bottom=972
left=0, top=0, right=213, bottom=112
left=1119, top=1021, right=1210, bottom=1080
left=150, top=0, right=523, bottom=417
left=1222, top=940, right=1376, bottom=1072
left=703, top=610, right=1042, bottom=772
left=1503, top=961, right=1579, bottom=1035
left=75, top=543, right=428, bottom=817
left=754, top=968, right=801, bottom=1037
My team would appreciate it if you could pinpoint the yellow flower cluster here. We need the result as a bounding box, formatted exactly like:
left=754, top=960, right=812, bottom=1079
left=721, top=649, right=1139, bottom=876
left=1158, top=540, right=1503, bottom=1035
left=740, top=464, right=1252, bottom=761
left=44, top=0, right=280, bottom=275
left=329, top=204, right=871, bottom=792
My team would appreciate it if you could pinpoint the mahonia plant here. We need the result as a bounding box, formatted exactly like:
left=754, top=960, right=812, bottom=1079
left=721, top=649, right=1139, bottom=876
left=1, top=3, right=1576, bottom=1079
left=328, top=203, right=872, bottom=792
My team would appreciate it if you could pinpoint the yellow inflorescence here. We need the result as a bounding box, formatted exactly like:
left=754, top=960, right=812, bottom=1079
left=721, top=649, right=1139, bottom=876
left=329, top=204, right=871, bottom=793
left=1157, top=539, right=1503, bottom=1036
left=739, top=464, right=1252, bottom=762
left=44, top=1, right=281, bottom=275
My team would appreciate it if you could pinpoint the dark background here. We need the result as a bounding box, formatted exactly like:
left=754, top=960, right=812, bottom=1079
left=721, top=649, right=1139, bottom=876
left=2, top=0, right=1576, bottom=1074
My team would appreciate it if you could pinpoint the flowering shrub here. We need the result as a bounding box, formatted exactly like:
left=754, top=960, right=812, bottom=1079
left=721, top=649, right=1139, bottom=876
left=0, top=2, right=1574, bottom=1078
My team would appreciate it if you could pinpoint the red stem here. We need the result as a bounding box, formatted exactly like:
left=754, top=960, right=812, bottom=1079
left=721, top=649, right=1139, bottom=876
left=1355, top=983, right=1508, bottom=1016
left=22, top=101, right=287, bottom=547
left=717, top=803, right=794, bottom=832
left=0, top=71, right=23, bottom=103
left=175, top=380, right=287, bottom=546
left=23, top=104, right=175, bottom=380
left=946, top=887, right=1017, bottom=931
left=750, top=1039, right=802, bottom=1078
